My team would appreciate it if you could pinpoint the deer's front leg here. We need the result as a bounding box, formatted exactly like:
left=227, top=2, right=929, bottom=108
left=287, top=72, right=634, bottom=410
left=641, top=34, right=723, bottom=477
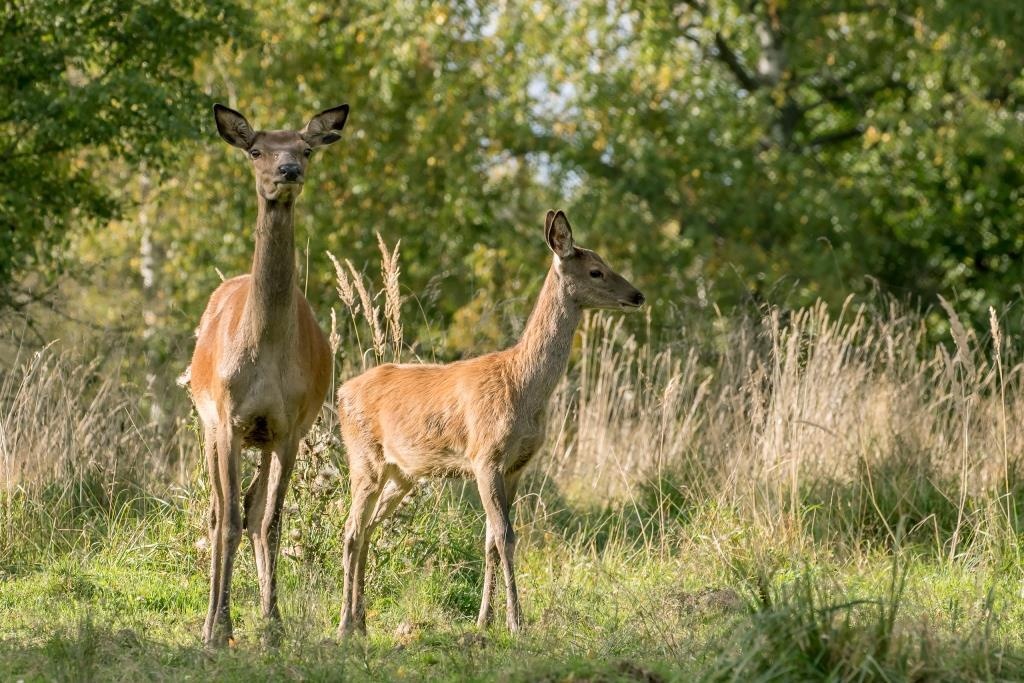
left=475, top=466, right=522, bottom=633
left=205, top=425, right=242, bottom=646
left=477, top=524, right=499, bottom=628
left=202, top=425, right=222, bottom=645
left=245, top=437, right=297, bottom=645
left=477, top=472, right=520, bottom=629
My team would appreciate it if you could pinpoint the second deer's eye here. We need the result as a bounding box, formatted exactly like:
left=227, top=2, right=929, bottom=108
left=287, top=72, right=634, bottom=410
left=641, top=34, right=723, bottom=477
left=590, top=269, right=603, bottom=279
left=249, top=149, right=261, bottom=159
left=303, top=148, right=313, bottom=157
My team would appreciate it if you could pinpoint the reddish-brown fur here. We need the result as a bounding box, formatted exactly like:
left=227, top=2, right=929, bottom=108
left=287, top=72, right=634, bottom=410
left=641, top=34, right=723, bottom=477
left=190, top=275, right=330, bottom=438
left=335, top=211, right=645, bottom=635
left=186, top=103, right=347, bottom=646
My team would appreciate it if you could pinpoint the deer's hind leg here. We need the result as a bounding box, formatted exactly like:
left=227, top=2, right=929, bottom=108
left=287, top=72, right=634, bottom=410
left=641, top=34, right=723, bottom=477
left=244, top=447, right=271, bottom=607
left=244, top=436, right=298, bottom=644
left=338, top=443, right=385, bottom=637
left=351, top=471, right=413, bottom=631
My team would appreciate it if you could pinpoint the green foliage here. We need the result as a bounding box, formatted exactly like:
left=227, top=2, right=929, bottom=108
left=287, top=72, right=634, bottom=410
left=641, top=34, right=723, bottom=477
left=0, top=0, right=246, bottom=309
left=710, top=564, right=912, bottom=680
left=111, top=1, right=557, bottom=360
left=509, top=1, right=1024, bottom=327
left=45, top=0, right=1024, bottom=376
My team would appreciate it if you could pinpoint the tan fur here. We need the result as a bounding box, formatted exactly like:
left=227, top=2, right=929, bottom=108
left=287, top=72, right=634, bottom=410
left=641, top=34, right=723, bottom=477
left=187, top=103, right=347, bottom=646
left=335, top=210, right=645, bottom=636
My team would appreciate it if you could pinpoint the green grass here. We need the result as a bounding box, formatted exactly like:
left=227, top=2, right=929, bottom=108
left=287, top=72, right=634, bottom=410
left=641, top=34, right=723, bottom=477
left=0, top=488, right=713, bottom=681
left=4, top=469, right=1024, bottom=682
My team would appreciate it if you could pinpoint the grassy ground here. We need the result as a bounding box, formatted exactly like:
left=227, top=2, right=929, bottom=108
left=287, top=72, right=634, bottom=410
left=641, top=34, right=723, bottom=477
left=4, top=461, right=1024, bottom=681
left=7, top=284, right=1024, bottom=680
left=0, top=472, right=730, bottom=681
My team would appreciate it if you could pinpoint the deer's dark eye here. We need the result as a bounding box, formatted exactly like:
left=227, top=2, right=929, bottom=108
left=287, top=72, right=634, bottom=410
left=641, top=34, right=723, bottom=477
left=303, top=148, right=313, bottom=158
left=249, top=149, right=262, bottom=159
left=590, top=269, right=603, bottom=279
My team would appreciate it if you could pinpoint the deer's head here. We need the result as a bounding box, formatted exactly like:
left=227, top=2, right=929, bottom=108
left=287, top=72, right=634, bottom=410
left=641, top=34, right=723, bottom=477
left=213, top=103, right=349, bottom=202
left=545, top=210, right=645, bottom=311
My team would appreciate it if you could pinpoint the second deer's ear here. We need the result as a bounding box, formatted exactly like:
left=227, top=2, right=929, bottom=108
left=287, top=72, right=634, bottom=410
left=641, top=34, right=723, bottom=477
left=545, top=210, right=575, bottom=259
left=213, top=104, right=256, bottom=149
left=302, top=104, right=349, bottom=147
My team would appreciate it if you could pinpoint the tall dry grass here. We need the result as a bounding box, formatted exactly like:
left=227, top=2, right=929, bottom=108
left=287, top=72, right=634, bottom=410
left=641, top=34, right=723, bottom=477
left=0, top=344, right=193, bottom=564
left=536, top=297, right=1024, bottom=557
left=4, top=238, right=1024, bottom=563
left=321, top=240, right=1024, bottom=558
left=0, top=346, right=187, bottom=491
left=4, top=245, right=1024, bottom=680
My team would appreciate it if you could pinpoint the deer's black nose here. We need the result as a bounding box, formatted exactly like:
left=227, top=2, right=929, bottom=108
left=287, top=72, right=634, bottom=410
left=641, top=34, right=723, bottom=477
left=632, top=292, right=646, bottom=306
left=278, top=163, right=302, bottom=181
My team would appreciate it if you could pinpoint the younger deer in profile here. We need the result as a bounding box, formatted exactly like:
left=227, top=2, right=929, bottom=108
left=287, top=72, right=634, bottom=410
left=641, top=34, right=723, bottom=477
left=335, top=211, right=645, bottom=636
left=187, top=102, right=348, bottom=645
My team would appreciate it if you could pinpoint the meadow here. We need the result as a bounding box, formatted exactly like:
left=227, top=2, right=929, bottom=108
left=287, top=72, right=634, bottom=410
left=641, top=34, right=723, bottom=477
left=4, top=245, right=1024, bottom=681
left=5, top=1, right=1024, bottom=680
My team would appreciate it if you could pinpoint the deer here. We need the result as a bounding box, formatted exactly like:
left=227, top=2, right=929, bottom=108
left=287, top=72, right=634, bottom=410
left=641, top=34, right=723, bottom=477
left=186, top=102, right=348, bottom=646
left=334, top=210, right=645, bottom=636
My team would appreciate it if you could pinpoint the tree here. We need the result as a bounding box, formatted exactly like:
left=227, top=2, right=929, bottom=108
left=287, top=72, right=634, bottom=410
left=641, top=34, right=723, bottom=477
left=62, top=0, right=1024, bottom=368
left=94, top=1, right=553, bottom=362
left=498, top=0, right=1024, bottom=329
left=0, top=0, right=246, bottom=316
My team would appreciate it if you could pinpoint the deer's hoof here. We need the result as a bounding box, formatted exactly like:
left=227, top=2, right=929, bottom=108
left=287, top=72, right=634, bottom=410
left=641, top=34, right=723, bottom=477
left=337, top=624, right=364, bottom=640
left=260, top=626, right=283, bottom=649
left=202, top=631, right=234, bottom=648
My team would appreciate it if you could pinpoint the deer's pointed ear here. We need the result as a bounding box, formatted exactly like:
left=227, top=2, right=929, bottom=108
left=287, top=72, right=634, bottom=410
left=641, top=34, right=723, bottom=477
left=302, top=104, right=349, bottom=147
left=545, top=210, right=575, bottom=259
left=544, top=209, right=556, bottom=234
left=213, top=104, right=255, bottom=149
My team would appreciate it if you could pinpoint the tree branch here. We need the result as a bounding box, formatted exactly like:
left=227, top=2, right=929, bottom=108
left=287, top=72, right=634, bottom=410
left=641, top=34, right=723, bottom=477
left=807, top=125, right=865, bottom=148
left=713, top=31, right=761, bottom=91
left=811, top=76, right=905, bottom=110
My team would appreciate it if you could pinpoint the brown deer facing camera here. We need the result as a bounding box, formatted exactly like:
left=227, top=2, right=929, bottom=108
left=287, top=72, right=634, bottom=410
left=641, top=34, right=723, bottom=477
left=335, top=210, right=645, bottom=636
left=186, top=102, right=348, bottom=646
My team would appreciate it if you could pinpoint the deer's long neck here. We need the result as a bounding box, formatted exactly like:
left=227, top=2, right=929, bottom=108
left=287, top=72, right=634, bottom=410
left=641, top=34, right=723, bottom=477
left=510, top=265, right=581, bottom=404
left=244, top=196, right=297, bottom=344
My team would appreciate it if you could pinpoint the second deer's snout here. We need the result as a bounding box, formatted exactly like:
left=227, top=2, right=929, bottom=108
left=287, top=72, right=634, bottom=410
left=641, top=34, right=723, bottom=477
left=278, top=163, right=302, bottom=181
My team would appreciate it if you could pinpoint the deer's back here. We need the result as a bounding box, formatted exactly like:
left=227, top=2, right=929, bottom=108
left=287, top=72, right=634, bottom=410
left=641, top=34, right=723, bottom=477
left=338, top=352, right=544, bottom=477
